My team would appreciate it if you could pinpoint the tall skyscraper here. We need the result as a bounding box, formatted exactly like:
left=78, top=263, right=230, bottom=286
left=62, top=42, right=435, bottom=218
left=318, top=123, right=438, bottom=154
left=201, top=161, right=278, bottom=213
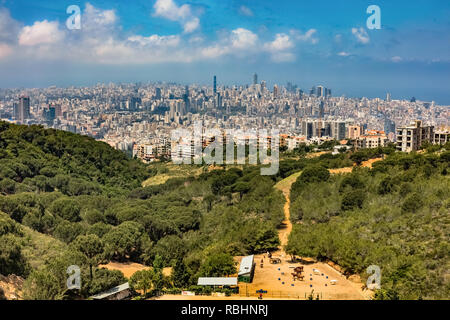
left=215, top=93, right=222, bottom=109
left=53, top=104, right=62, bottom=118
left=43, top=105, right=56, bottom=123
left=319, top=101, right=325, bottom=118
left=18, top=96, right=30, bottom=123
left=155, top=88, right=162, bottom=100
left=183, top=85, right=190, bottom=113
left=317, top=85, right=324, bottom=97
left=253, top=73, right=258, bottom=86
left=261, top=80, right=266, bottom=91
left=273, top=85, right=279, bottom=98
left=169, top=102, right=176, bottom=120
left=13, top=103, right=19, bottom=120
left=213, top=76, right=217, bottom=94
left=127, top=97, right=140, bottom=111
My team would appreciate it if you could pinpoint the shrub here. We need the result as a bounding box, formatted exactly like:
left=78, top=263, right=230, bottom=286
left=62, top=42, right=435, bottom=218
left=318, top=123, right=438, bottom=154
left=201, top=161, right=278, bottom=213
left=339, top=175, right=365, bottom=193
left=299, top=166, right=330, bottom=184
left=341, top=190, right=366, bottom=211
left=378, top=177, right=395, bottom=195
left=401, top=193, right=424, bottom=213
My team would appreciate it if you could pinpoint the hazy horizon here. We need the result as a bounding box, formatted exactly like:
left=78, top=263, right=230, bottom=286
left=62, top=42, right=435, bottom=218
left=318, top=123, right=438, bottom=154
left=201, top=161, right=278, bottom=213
left=0, top=0, right=449, bottom=103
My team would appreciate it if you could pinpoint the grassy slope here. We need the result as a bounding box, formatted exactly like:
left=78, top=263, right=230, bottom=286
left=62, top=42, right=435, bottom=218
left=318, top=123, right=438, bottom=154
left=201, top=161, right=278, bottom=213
left=20, top=225, right=67, bottom=270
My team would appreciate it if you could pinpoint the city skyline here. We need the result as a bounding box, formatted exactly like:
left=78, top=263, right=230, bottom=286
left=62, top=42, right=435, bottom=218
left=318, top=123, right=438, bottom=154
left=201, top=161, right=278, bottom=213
left=0, top=1, right=449, bottom=103
left=1, top=77, right=448, bottom=106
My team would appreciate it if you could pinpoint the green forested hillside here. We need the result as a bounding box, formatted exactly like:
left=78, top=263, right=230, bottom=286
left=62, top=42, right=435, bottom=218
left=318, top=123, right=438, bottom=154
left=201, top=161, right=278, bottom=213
left=2, top=122, right=448, bottom=300
left=0, top=122, right=152, bottom=196
left=0, top=122, right=287, bottom=299
left=286, top=150, right=450, bottom=300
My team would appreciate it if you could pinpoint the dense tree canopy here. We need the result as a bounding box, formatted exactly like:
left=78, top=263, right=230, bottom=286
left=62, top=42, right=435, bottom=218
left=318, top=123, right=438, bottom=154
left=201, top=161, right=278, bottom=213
left=287, top=151, right=450, bottom=300
left=2, top=122, right=447, bottom=300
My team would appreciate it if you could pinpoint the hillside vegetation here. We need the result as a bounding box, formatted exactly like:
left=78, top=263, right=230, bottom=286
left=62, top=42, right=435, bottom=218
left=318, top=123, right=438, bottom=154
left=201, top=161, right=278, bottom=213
left=286, top=149, right=450, bottom=299
left=2, top=121, right=447, bottom=300
left=0, top=122, right=290, bottom=299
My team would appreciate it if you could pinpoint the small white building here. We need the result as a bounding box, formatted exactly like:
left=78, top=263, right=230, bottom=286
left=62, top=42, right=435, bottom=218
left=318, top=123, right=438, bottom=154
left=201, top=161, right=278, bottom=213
left=238, top=255, right=255, bottom=283
left=197, top=277, right=238, bottom=288
left=90, top=282, right=131, bottom=300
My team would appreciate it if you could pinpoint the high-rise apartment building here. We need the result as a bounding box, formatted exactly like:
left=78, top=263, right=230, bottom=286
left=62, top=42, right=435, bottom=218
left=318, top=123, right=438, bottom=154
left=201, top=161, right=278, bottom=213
left=273, top=85, right=278, bottom=98
left=260, top=80, right=266, bottom=91
left=183, top=85, right=190, bottom=113
left=396, top=120, right=434, bottom=152
left=301, top=119, right=347, bottom=141
left=155, top=88, right=162, bottom=100
left=17, top=96, right=30, bottom=123
left=386, top=93, right=391, bottom=102
left=13, top=103, right=19, bottom=120
left=43, top=105, right=56, bottom=123
left=333, top=121, right=347, bottom=140
left=317, top=85, right=324, bottom=97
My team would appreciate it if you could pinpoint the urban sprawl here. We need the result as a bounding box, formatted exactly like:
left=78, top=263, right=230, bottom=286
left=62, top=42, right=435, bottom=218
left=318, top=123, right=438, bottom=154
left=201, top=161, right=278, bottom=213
left=1, top=75, right=449, bottom=163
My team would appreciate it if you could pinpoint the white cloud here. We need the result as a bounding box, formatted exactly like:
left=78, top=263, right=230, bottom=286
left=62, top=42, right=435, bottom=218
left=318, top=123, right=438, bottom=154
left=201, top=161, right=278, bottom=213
left=265, top=33, right=293, bottom=51
left=154, top=0, right=190, bottom=20
left=0, top=3, right=316, bottom=65
left=338, top=51, right=350, bottom=57
left=0, top=43, right=13, bottom=59
left=201, top=45, right=228, bottom=59
left=290, top=29, right=318, bottom=44
left=239, top=5, right=253, bottom=17
left=391, top=56, right=403, bottom=63
left=352, top=27, right=370, bottom=44
left=127, top=34, right=180, bottom=47
left=199, top=28, right=258, bottom=59
left=153, top=0, right=200, bottom=33
left=205, top=29, right=314, bottom=63
left=263, top=33, right=296, bottom=62
left=261, top=29, right=319, bottom=63
left=183, top=17, right=199, bottom=34
left=0, top=8, right=21, bottom=43
left=18, top=20, right=64, bottom=46
left=189, top=36, right=204, bottom=44
left=84, top=3, right=116, bottom=27
left=230, top=28, right=258, bottom=49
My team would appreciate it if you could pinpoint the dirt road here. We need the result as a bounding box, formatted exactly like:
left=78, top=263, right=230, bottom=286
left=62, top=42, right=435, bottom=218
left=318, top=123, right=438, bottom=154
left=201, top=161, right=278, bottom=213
left=238, top=171, right=371, bottom=300
left=329, top=157, right=383, bottom=174
left=154, top=168, right=373, bottom=300
left=274, top=171, right=301, bottom=248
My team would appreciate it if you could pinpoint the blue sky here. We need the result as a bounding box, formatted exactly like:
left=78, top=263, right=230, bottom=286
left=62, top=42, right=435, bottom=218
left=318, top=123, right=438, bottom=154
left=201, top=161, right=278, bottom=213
left=0, top=0, right=449, bottom=103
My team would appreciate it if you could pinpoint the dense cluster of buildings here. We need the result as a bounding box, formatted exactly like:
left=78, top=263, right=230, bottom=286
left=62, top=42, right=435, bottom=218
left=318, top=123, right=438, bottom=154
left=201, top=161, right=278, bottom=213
left=0, top=76, right=448, bottom=162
